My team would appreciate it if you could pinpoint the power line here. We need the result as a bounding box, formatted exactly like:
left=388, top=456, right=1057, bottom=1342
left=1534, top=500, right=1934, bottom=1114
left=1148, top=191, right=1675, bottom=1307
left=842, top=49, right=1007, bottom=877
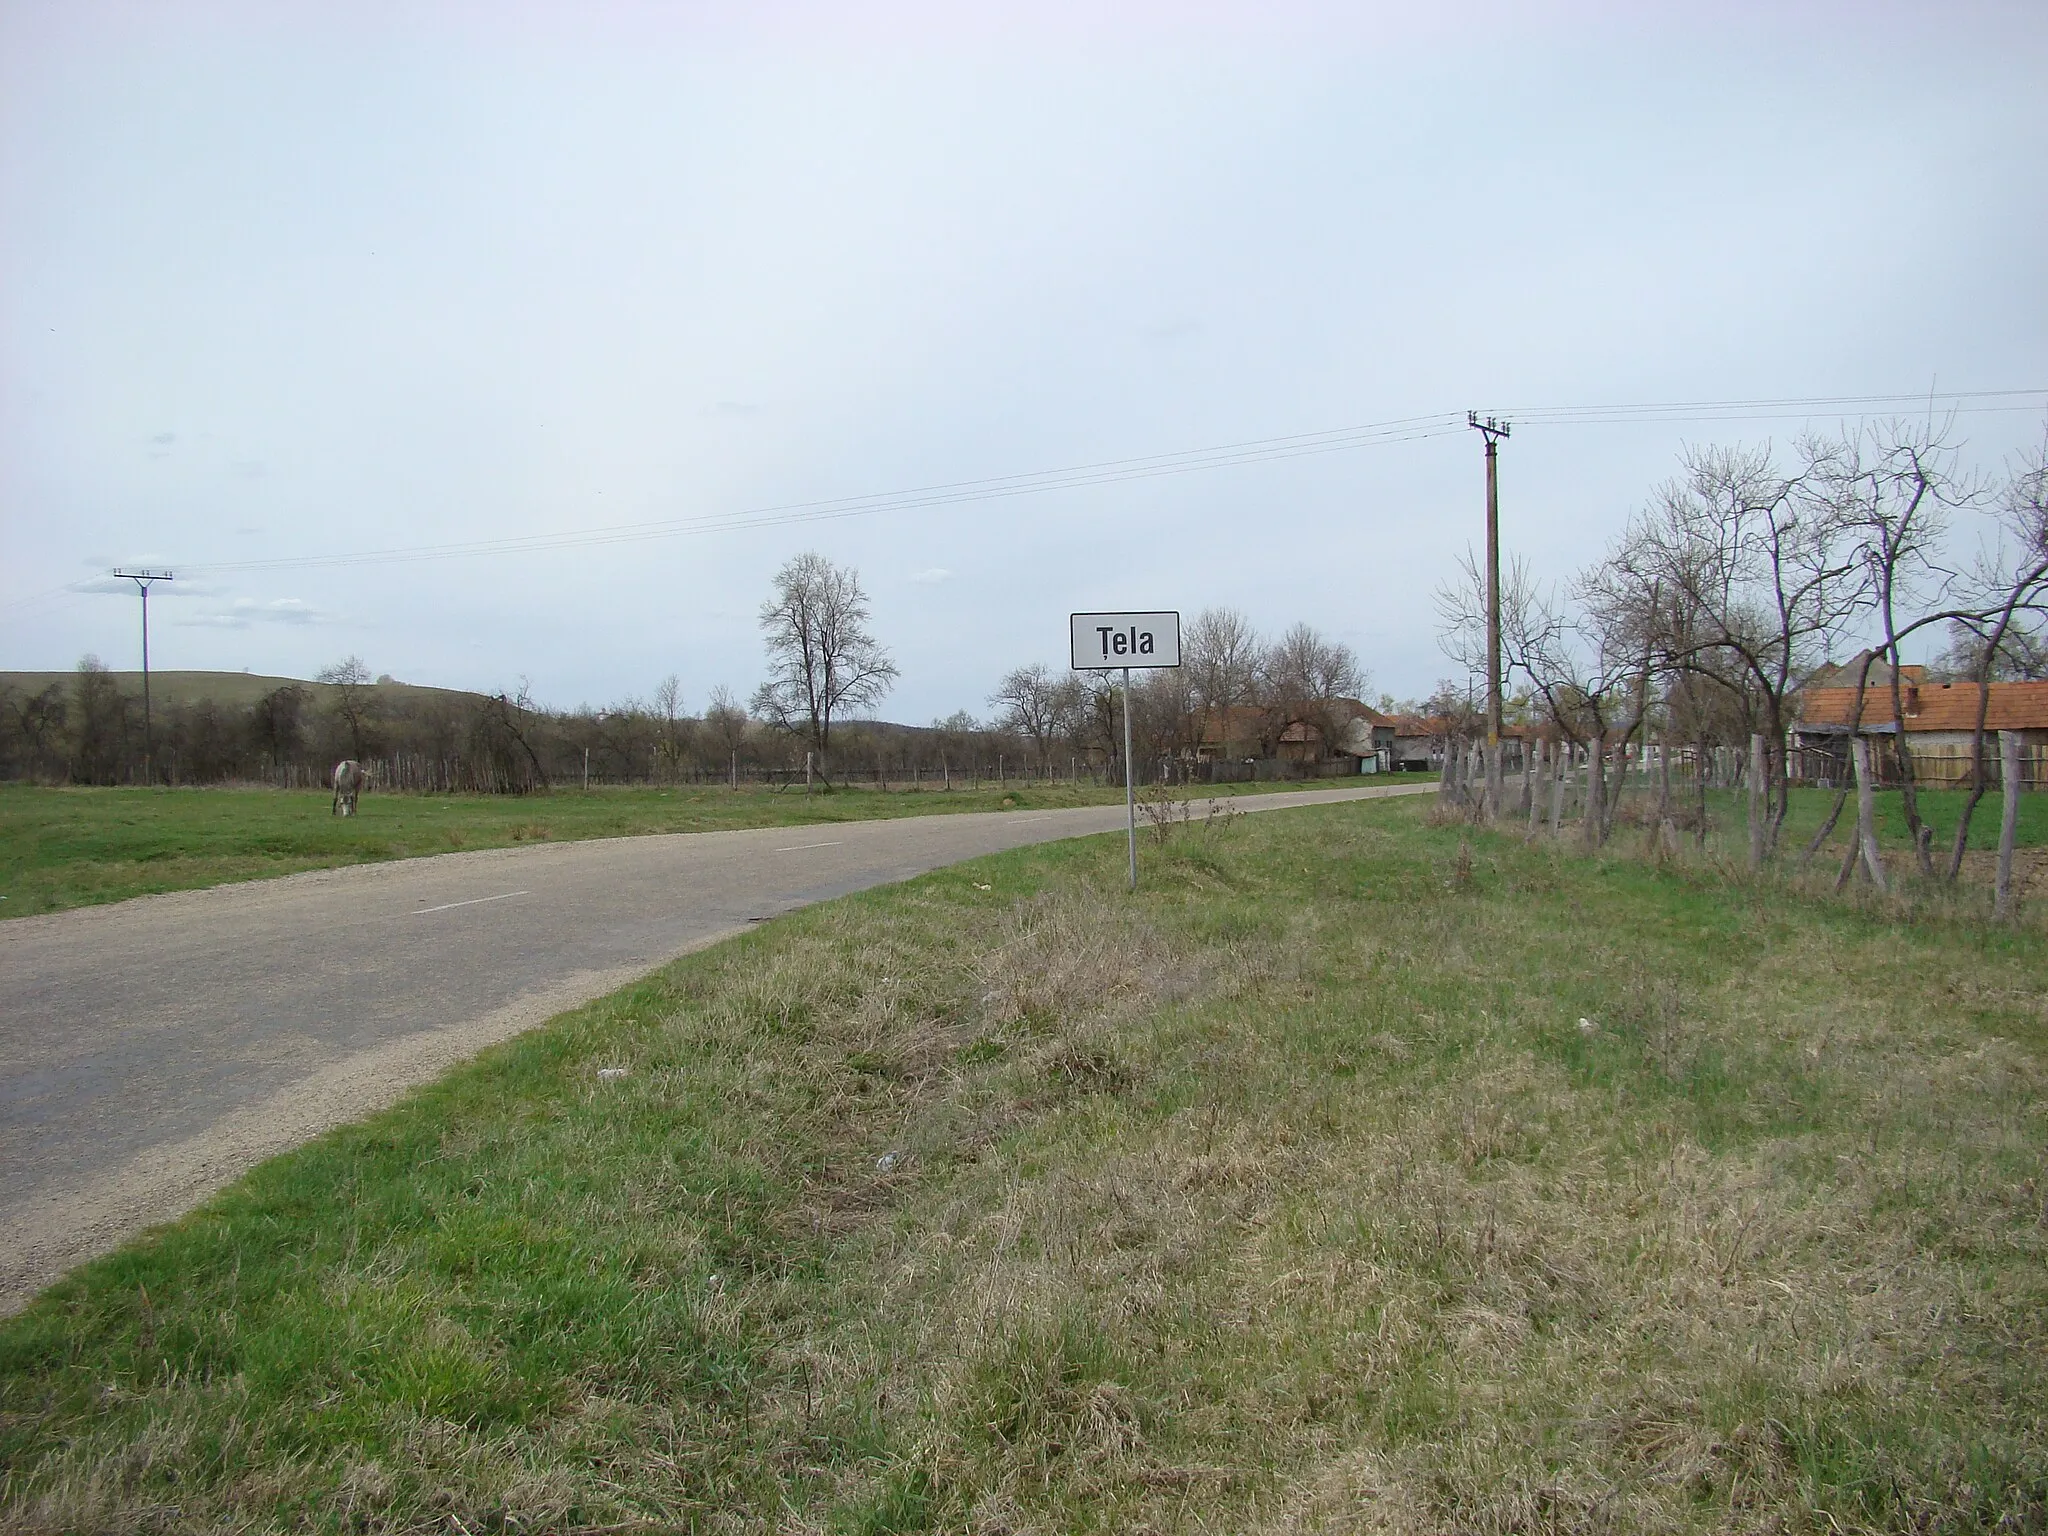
left=1492, top=387, right=2046, bottom=425
left=184, top=413, right=1472, bottom=575
left=132, top=387, right=2048, bottom=578
left=7, top=387, right=2045, bottom=603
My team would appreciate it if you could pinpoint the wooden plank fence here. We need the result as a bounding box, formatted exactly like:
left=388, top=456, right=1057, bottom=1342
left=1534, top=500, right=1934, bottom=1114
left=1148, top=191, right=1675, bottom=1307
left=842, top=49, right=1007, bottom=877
left=1786, top=742, right=2046, bottom=792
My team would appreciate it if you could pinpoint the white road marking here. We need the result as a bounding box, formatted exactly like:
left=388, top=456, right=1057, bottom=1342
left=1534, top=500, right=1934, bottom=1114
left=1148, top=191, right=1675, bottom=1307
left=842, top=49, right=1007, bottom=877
left=412, top=890, right=530, bottom=915
left=773, top=840, right=845, bottom=852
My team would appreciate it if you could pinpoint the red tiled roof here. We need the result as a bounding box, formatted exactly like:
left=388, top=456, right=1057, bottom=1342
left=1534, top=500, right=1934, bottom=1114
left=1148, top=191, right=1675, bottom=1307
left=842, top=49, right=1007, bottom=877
left=1799, top=680, right=2048, bottom=733
left=1382, top=713, right=1451, bottom=736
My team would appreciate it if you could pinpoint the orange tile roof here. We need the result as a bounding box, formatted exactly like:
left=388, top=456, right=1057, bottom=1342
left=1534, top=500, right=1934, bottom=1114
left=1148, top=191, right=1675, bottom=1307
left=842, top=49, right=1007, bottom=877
left=1799, top=680, right=2048, bottom=733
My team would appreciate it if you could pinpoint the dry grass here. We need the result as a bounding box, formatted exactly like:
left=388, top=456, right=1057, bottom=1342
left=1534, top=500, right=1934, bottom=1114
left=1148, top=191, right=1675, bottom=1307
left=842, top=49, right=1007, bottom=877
left=3, top=802, right=2045, bottom=1532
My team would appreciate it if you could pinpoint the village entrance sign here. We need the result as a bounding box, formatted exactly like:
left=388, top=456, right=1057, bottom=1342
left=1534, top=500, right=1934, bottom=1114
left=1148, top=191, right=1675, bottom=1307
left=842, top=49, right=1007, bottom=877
left=1070, top=611, right=1182, bottom=889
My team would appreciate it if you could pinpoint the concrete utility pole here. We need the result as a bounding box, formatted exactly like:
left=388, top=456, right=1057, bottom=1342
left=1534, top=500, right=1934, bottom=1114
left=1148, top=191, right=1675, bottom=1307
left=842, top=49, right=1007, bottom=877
left=111, top=569, right=173, bottom=783
left=1466, top=413, right=1510, bottom=815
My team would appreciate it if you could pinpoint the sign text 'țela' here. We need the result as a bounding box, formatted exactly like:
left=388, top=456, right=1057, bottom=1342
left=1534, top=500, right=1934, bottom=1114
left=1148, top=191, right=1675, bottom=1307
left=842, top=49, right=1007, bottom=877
left=1068, top=611, right=1182, bottom=670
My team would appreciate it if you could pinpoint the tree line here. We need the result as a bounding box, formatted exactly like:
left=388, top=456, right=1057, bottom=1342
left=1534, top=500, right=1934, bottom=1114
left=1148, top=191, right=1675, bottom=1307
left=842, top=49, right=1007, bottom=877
left=2, top=549, right=1393, bottom=793
left=1432, top=418, right=2048, bottom=886
left=0, top=654, right=1013, bottom=793
left=981, top=610, right=1371, bottom=781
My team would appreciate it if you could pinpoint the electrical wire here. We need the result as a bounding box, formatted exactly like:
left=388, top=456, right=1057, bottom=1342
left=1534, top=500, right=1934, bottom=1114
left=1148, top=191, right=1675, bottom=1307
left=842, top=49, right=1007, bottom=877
left=1494, top=388, right=2047, bottom=426
left=142, top=414, right=1473, bottom=575
left=7, top=388, right=2045, bottom=604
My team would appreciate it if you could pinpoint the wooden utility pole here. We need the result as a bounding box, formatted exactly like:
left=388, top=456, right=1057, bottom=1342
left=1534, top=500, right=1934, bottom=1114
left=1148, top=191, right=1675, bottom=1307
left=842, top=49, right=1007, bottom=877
left=1467, top=413, right=1510, bottom=816
left=111, top=568, right=173, bottom=783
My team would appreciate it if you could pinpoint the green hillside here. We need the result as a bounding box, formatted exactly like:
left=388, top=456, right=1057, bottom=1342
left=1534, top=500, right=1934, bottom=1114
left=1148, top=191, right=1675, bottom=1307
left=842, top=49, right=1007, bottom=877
left=0, top=670, right=484, bottom=711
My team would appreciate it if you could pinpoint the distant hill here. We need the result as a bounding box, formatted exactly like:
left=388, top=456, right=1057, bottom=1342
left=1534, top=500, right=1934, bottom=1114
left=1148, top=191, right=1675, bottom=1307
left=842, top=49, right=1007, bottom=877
left=1, top=670, right=955, bottom=735
left=0, top=670, right=486, bottom=712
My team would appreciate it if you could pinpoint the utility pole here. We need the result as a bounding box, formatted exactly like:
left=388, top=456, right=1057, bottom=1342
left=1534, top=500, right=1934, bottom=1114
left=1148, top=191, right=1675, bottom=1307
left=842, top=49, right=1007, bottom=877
left=111, top=568, right=173, bottom=783
left=1466, top=413, right=1510, bottom=817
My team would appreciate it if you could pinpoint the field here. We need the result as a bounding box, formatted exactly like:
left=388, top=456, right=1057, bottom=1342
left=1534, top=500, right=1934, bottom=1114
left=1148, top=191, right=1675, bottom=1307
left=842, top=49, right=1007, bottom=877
left=3, top=796, right=2043, bottom=1532
left=0, top=777, right=1366, bottom=920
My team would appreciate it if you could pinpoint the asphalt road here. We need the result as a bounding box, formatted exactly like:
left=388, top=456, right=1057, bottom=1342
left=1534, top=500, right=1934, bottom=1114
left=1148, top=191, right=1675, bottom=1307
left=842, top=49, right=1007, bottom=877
left=0, top=781, right=1429, bottom=1311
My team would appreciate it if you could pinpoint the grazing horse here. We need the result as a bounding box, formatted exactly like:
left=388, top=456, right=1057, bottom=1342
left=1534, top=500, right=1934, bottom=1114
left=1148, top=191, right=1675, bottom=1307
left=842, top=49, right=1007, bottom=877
left=331, top=759, right=371, bottom=816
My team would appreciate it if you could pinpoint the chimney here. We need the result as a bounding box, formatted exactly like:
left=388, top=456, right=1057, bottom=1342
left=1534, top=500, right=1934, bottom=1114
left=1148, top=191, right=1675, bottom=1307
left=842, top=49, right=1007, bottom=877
left=1905, top=684, right=1921, bottom=717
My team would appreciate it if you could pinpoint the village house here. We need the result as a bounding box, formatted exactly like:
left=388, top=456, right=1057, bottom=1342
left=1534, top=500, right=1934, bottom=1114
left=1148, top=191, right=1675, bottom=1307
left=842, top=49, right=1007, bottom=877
left=1794, top=675, right=2048, bottom=788
left=1380, top=713, right=1449, bottom=771
left=1196, top=699, right=1398, bottom=774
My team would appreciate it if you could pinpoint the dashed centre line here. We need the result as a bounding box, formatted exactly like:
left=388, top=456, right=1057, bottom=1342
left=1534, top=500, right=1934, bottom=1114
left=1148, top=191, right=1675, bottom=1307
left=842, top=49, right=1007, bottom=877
left=773, top=840, right=845, bottom=852
left=412, top=890, right=530, bottom=915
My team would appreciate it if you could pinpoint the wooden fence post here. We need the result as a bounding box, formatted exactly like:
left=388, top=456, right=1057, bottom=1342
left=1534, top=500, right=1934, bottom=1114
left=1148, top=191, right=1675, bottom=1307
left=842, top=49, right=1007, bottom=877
left=1852, top=736, right=1888, bottom=894
left=1995, top=731, right=2022, bottom=920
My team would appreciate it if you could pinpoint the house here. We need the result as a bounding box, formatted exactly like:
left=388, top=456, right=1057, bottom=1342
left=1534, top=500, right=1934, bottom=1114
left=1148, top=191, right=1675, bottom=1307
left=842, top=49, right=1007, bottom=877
left=1195, top=699, right=1398, bottom=773
left=1380, top=713, right=1454, bottom=771
left=1794, top=678, right=2048, bottom=786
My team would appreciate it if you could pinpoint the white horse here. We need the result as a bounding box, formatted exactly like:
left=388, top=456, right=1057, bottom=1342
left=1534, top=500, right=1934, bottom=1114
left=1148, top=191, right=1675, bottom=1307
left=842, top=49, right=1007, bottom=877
left=331, top=759, right=372, bottom=816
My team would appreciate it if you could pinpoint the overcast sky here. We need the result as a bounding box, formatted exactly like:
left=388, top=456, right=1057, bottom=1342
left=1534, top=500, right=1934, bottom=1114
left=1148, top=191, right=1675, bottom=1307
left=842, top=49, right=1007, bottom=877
left=4, top=1, right=2044, bottom=720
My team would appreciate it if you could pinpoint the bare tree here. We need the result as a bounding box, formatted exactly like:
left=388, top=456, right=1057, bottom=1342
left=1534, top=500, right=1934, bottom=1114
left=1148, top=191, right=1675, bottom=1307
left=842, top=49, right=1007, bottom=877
left=931, top=709, right=981, bottom=786
left=704, top=686, right=749, bottom=788
left=1134, top=662, right=1203, bottom=775
left=1612, top=441, right=1871, bottom=860
left=1933, top=617, right=2048, bottom=682
left=750, top=552, right=899, bottom=786
left=988, top=663, right=1066, bottom=778
left=1945, top=430, right=2048, bottom=879
left=251, top=684, right=310, bottom=772
left=1811, top=421, right=1978, bottom=875
left=1186, top=606, right=1262, bottom=757
left=1440, top=543, right=1657, bottom=840
left=651, top=674, right=689, bottom=784
left=6, top=682, right=67, bottom=781
left=70, top=656, right=129, bottom=784
left=317, top=655, right=378, bottom=760
left=1257, top=623, right=1363, bottom=761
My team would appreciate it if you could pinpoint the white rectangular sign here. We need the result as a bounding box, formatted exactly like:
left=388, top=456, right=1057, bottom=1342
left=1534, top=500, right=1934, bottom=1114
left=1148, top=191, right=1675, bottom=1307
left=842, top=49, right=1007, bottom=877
left=1070, top=610, right=1181, bottom=670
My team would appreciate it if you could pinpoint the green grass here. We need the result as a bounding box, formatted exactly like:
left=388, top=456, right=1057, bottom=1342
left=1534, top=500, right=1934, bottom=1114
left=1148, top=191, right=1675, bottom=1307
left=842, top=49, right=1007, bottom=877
left=1700, top=782, right=2045, bottom=853
left=0, top=776, right=1384, bottom=920
left=3, top=798, right=2043, bottom=1532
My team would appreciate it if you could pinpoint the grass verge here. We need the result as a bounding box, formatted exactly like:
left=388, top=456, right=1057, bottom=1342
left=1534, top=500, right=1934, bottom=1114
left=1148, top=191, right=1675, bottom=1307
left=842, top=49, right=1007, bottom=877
left=1487, top=783, right=2048, bottom=919
left=2, top=798, right=2043, bottom=1532
left=0, top=776, right=1389, bottom=920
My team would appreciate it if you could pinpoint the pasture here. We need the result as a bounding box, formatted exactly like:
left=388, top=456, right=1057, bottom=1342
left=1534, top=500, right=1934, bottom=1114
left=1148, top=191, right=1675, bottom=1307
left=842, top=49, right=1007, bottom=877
left=3, top=796, right=2043, bottom=1532
left=0, top=776, right=1352, bottom=919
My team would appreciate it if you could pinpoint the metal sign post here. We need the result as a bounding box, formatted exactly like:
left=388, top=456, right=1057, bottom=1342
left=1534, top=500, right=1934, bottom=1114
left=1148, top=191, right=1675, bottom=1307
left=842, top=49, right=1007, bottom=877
left=1071, top=611, right=1181, bottom=891
left=1122, top=665, right=1136, bottom=888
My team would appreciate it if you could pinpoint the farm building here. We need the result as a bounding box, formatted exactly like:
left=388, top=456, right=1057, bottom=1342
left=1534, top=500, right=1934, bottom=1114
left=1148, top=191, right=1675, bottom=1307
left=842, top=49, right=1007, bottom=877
left=1793, top=677, right=2048, bottom=788
left=1195, top=699, right=1398, bottom=773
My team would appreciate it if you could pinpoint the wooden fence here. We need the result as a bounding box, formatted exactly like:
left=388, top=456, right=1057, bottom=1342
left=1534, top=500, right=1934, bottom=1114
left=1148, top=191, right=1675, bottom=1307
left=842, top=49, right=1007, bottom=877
left=1785, top=741, right=2046, bottom=792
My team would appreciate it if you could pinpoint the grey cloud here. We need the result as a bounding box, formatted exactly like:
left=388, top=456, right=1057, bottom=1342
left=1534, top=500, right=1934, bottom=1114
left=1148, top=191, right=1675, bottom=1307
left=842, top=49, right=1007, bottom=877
left=174, top=597, right=322, bottom=629
left=908, top=567, right=956, bottom=585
